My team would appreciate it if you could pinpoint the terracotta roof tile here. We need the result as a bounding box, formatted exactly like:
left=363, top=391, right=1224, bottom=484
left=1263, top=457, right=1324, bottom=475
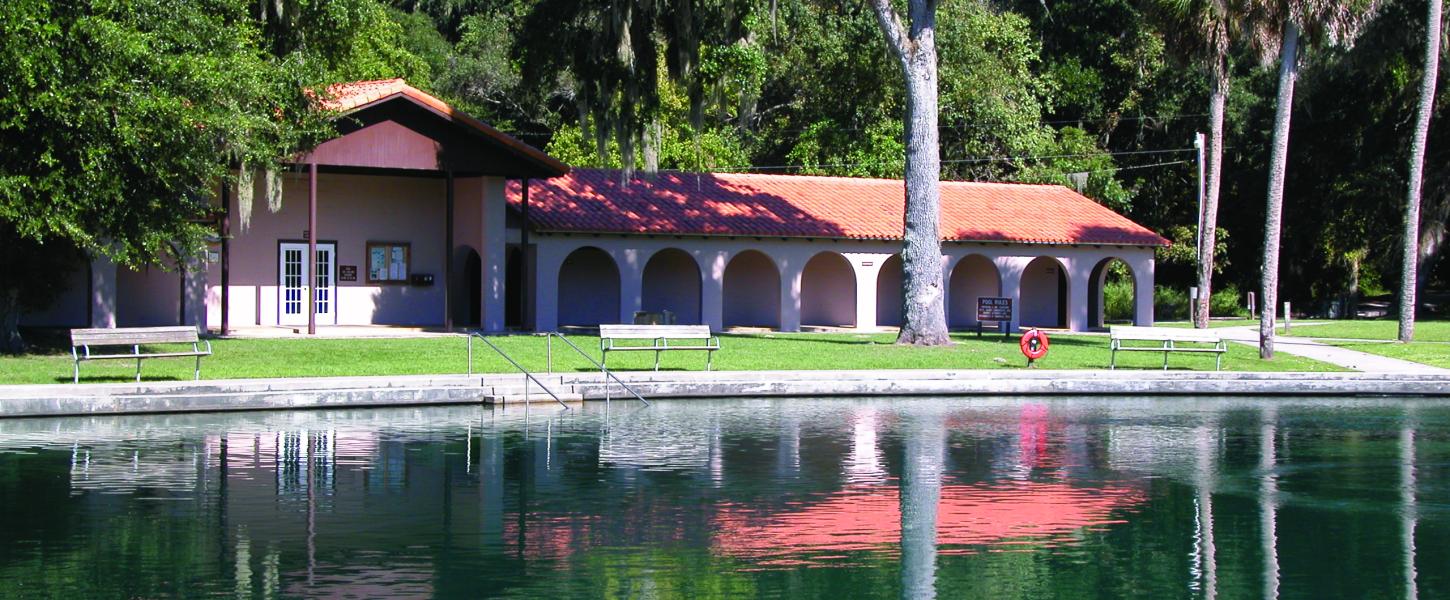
left=508, top=169, right=1169, bottom=246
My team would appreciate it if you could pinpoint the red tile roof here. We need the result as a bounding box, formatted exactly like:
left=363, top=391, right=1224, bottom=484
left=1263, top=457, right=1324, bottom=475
left=316, top=79, right=567, bottom=176
left=508, top=169, right=1169, bottom=246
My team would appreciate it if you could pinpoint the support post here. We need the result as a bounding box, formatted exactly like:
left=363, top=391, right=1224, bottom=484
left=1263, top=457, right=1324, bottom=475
left=445, top=170, right=455, bottom=331
left=521, top=179, right=530, bottom=330
left=308, top=162, right=317, bottom=336
left=221, top=182, right=230, bottom=335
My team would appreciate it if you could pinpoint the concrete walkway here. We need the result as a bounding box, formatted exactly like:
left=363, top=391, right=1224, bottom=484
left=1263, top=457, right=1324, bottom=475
left=1215, top=326, right=1449, bottom=374
left=4, top=368, right=1449, bottom=418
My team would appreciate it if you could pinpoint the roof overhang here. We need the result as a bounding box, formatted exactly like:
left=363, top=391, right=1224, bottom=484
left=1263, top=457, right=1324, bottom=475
left=301, top=83, right=567, bottom=179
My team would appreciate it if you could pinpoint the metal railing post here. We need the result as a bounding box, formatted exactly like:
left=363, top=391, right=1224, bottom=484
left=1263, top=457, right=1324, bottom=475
left=547, top=334, right=553, bottom=374
left=544, top=332, right=649, bottom=406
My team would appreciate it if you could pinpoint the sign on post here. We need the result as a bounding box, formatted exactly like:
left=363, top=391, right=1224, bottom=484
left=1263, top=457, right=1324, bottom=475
left=977, top=297, right=1012, bottom=322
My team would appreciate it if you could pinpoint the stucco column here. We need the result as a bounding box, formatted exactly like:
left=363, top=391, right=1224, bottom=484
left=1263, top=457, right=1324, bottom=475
left=778, top=255, right=803, bottom=332
left=479, top=177, right=508, bottom=332
left=846, top=253, right=884, bottom=331
left=532, top=243, right=563, bottom=332
left=1067, top=257, right=1092, bottom=331
left=995, top=257, right=1026, bottom=333
left=183, top=255, right=208, bottom=333
left=699, top=250, right=726, bottom=332
left=89, top=253, right=117, bottom=328
left=617, top=248, right=644, bottom=324
left=1133, top=255, right=1156, bottom=326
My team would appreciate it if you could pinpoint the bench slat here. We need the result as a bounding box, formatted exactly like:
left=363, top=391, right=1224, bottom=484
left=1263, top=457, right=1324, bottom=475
left=1109, top=326, right=1221, bottom=343
left=72, top=326, right=199, bottom=346
left=599, top=324, right=713, bottom=339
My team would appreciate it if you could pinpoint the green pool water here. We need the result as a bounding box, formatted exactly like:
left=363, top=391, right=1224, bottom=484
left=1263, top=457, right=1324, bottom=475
left=0, top=397, right=1446, bottom=598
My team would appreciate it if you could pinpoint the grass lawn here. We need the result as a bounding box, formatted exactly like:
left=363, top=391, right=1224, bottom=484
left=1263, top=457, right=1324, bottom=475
left=0, top=330, right=1338, bottom=385
left=1322, top=340, right=1450, bottom=369
left=1283, top=319, right=1450, bottom=342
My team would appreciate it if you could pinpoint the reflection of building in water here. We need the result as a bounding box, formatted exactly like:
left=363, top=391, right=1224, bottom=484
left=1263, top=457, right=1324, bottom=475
left=711, top=480, right=1145, bottom=567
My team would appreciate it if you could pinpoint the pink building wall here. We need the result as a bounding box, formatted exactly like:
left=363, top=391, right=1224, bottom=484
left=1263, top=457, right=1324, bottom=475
left=205, top=172, right=456, bottom=328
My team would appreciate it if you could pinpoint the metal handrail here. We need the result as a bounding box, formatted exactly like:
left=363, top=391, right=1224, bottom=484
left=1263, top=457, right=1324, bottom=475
left=467, top=332, right=570, bottom=409
left=546, top=332, right=650, bottom=406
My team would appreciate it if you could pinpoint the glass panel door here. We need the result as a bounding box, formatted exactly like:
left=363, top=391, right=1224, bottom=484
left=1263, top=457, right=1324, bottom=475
left=279, top=243, right=336, bottom=326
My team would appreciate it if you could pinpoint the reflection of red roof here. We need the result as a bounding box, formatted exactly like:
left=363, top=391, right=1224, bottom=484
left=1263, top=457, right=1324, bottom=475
left=509, top=169, right=1169, bottom=245
left=713, top=481, right=1142, bottom=567
left=316, top=79, right=567, bottom=176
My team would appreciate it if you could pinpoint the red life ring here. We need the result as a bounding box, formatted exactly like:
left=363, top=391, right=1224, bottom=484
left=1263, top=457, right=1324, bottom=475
left=1019, top=329, right=1050, bottom=361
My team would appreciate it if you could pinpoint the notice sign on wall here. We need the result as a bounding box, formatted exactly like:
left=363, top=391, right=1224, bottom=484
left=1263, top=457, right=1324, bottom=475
left=338, top=265, right=358, bottom=282
left=977, top=297, right=1012, bottom=322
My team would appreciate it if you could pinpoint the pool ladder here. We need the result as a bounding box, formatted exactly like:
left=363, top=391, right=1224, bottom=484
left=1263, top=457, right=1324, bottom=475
left=465, top=332, right=649, bottom=407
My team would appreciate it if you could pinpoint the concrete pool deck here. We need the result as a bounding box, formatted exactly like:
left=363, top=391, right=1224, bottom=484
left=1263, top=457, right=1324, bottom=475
left=1, top=368, right=1448, bottom=418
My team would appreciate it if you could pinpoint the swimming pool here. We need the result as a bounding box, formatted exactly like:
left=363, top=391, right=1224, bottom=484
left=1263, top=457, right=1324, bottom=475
left=0, top=397, right=1444, bottom=598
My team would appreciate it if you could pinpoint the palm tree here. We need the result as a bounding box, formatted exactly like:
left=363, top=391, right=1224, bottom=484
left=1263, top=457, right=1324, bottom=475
left=1148, top=0, right=1237, bottom=329
left=1250, top=0, right=1382, bottom=359
left=1399, top=0, right=1442, bottom=343
left=870, top=0, right=951, bottom=346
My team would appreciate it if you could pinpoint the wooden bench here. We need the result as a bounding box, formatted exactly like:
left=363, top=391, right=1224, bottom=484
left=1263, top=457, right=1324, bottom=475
left=70, top=326, right=212, bottom=383
left=1109, top=326, right=1226, bottom=371
left=599, top=324, right=720, bottom=371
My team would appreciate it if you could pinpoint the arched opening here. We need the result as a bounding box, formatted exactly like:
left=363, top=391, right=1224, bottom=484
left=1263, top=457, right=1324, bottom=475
left=723, top=250, right=780, bottom=329
left=454, top=246, right=482, bottom=328
left=1020, top=256, right=1068, bottom=329
left=948, top=255, right=1002, bottom=329
left=642, top=248, right=702, bottom=324
left=1088, top=257, right=1136, bottom=328
left=557, top=246, right=620, bottom=327
left=875, top=254, right=904, bottom=328
left=801, top=252, right=857, bottom=328
left=504, top=246, right=521, bottom=328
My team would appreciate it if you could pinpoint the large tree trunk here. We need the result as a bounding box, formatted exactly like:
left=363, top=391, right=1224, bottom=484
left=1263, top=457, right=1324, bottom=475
left=0, top=286, right=23, bottom=355
left=1260, top=22, right=1300, bottom=360
left=871, top=0, right=949, bottom=346
left=1196, top=58, right=1229, bottom=329
left=1400, top=0, right=1442, bottom=343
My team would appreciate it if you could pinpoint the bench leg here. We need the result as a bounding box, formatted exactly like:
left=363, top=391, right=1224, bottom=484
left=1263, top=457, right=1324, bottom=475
left=706, top=350, right=713, bottom=371
left=195, top=354, right=201, bottom=380
left=1110, top=347, right=1116, bottom=370
left=74, top=360, right=80, bottom=384
left=653, top=350, right=661, bottom=371
left=136, top=358, right=142, bottom=382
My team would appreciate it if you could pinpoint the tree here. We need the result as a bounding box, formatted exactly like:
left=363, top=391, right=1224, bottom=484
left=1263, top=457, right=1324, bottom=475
left=1400, top=0, right=1442, bottom=343
left=1250, top=0, right=1380, bottom=358
left=1148, top=0, right=1236, bottom=328
left=0, top=0, right=326, bottom=351
left=870, top=0, right=951, bottom=346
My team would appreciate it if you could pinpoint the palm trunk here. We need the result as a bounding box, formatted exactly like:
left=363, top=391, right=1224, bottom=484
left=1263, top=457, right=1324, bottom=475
left=1196, top=58, right=1229, bottom=328
left=1400, top=0, right=1442, bottom=343
left=1260, top=22, right=1300, bottom=359
left=872, top=0, right=949, bottom=346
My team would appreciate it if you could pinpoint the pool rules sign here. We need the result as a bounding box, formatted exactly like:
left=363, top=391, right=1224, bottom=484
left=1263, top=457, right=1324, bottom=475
left=977, top=297, right=1012, bottom=322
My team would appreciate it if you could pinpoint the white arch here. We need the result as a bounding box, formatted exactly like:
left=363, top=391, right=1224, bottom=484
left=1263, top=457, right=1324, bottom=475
left=947, top=254, right=1002, bottom=329
left=723, top=250, right=781, bottom=328
left=641, top=248, right=703, bottom=324
left=1020, top=256, right=1069, bottom=328
left=801, top=251, right=857, bottom=328
left=557, top=246, right=620, bottom=327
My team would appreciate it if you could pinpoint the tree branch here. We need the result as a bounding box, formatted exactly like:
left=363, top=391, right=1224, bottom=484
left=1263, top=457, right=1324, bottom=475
left=869, top=0, right=910, bottom=63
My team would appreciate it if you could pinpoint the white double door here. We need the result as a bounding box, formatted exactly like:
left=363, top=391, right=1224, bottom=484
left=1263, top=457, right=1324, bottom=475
left=279, top=242, right=336, bottom=326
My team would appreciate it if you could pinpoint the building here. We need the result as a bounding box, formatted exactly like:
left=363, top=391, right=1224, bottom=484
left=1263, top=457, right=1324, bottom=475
left=23, top=79, right=1168, bottom=335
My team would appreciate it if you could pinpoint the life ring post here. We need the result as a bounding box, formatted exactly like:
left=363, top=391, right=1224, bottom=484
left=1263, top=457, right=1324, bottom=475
left=1019, top=328, right=1050, bottom=367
